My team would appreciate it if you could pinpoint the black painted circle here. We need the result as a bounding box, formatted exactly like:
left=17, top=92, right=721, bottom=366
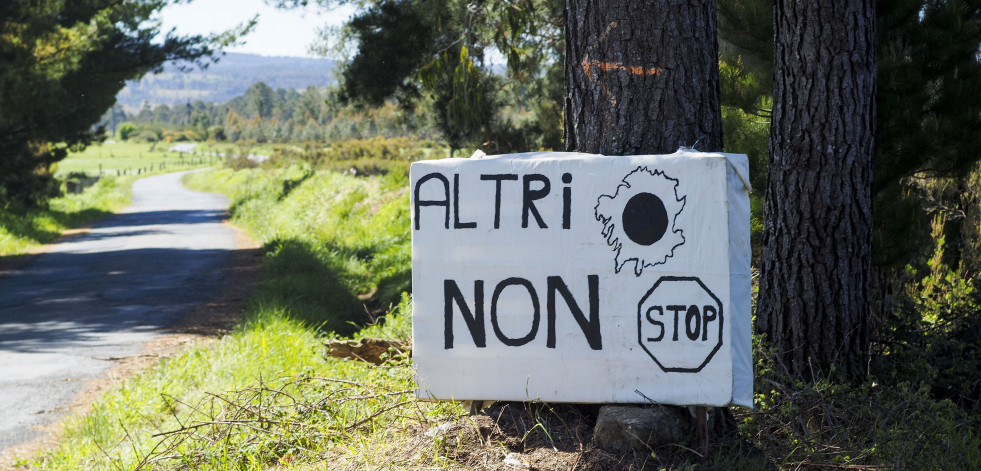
left=621, top=192, right=669, bottom=246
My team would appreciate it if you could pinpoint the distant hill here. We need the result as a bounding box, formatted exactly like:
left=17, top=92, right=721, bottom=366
left=117, top=53, right=337, bottom=111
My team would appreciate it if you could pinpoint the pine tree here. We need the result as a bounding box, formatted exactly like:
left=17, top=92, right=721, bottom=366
left=287, top=0, right=565, bottom=153
left=718, top=0, right=981, bottom=266
left=756, top=0, right=876, bottom=383
left=0, top=0, right=242, bottom=208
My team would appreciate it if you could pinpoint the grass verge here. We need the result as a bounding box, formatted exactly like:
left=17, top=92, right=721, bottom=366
left=33, top=306, right=469, bottom=470
left=184, top=165, right=411, bottom=334
left=0, top=176, right=133, bottom=256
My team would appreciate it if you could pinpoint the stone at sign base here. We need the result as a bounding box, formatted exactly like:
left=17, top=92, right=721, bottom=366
left=592, top=405, right=692, bottom=452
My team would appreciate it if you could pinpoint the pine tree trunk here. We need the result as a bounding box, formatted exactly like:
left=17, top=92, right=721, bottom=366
left=757, top=0, right=876, bottom=383
left=564, top=0, right=723, bottom=154
left=563, top=0, right=728, bottom=441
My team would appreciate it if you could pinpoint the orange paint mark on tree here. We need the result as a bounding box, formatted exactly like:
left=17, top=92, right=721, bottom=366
left=582, top=55, right=596, bottom=82
left=594, top=61, right=663, bottom=76
left=581, top=53, right=664, bottom=82
left=577, top=22, right=662, bottom=107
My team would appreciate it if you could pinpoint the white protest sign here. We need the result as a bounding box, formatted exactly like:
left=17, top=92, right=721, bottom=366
left=411, top=150, right=752, bottom=407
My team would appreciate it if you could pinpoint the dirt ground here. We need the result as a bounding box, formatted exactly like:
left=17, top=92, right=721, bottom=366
left=407, top=402, right=715, bottom=471
left=0, top=224, right=263, bottom=470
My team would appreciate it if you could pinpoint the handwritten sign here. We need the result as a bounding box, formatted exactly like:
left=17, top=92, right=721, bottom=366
left=411, top=150, right=752, bottom=407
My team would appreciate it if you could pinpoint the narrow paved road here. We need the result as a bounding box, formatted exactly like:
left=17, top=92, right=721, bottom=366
left=0, top=171, right=238, bottom=455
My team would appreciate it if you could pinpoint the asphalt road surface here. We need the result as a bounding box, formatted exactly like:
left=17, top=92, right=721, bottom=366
left=0, top=171, right=238, bottom=455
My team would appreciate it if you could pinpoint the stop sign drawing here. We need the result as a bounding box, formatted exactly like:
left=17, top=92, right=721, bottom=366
left=638, top=276, right=724, bottom=373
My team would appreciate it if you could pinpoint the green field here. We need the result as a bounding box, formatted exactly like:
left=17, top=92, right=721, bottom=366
left=55, top=141, right=224, bottom=178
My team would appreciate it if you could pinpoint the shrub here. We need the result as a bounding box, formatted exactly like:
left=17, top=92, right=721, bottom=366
left=874, top=215, right=981, bottom=412
left=739, top=340, right=981, bottom=470
left=116, top=122, right=137, bottom=141
left=133, top=129, right=160, bottom=142
left=268, top=136, right=433, bottom=176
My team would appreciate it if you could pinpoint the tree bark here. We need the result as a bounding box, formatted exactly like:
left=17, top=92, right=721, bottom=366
left=757, top=0, right=876, bottom=383
left=564, top=0, right=723, bottom=154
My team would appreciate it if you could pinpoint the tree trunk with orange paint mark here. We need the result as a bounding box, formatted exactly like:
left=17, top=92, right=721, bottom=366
left=562, top=0, right=731, bottom=437
left=563, top=0, right=723, bottom=155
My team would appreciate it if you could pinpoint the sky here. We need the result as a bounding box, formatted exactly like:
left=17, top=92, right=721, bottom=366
left=156, top=0, right=353, bottom=58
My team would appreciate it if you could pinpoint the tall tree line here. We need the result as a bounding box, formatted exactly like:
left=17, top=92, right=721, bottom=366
left=273, top=0, right=565, bottom=154
left=113, top=82, right=437, bottom=143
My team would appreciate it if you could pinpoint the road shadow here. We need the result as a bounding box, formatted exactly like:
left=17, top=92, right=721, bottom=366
left=254, top=237, right=411, bottom=336
left=94, top=209, right=229, bottom=228
left=0, top=247, right=241, bottom=353
left=0, top=203, right=242, bottom=353
left=0, top=208, right=114, bottom=249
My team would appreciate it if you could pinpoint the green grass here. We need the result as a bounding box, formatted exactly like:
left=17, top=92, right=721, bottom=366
left=30, top=253, right=461, bottom=470
left=35, top=308, right=465, bottom=470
